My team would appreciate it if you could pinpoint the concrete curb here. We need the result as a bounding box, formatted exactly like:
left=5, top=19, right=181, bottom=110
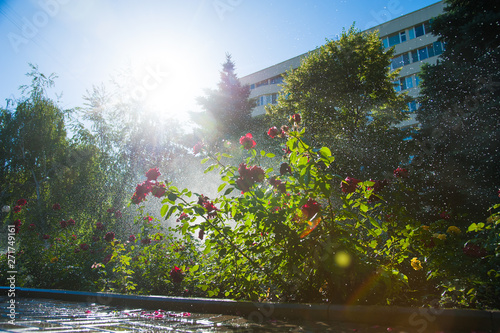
left=1, top=287, right=499, bottom=332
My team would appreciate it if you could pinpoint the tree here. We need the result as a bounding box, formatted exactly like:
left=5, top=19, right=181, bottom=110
left=194, top=54, right=256, bottom=142
left=0, top=65, right=68, bottom=230
left=415, top=0, right=500, bottom=218
left=267, top=26, right=411, bottom=179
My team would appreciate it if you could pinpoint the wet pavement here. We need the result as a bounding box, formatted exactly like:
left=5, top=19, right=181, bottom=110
left=0, top=296, right=490, bottom=332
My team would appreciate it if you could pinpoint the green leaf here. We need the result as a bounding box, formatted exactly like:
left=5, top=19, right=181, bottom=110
left=217, top=183, right=227, bottom=192
left=203, top=242, right=212, bottom=255
left=319, top=147, right=332, bottom=158
left=160, top=204, right=170, bottom=217
left=165, top=205, right=177, bottom=220
left=359, top=203, right=369, bottom=213
left=266, top=153, right=275, bottom=158
left=222, top=153, right=233, bottom=158
left=190, top=265, right=199, bottom=272
left=201, top=157, right=209, bottom=164
left=204, top=164, right=217, bottom=173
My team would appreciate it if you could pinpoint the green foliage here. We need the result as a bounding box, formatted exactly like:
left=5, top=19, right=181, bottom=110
left=2, top=119, right=499, bottom=309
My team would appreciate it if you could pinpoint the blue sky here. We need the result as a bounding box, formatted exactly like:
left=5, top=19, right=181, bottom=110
left=0, top=0, right=440, bottom=122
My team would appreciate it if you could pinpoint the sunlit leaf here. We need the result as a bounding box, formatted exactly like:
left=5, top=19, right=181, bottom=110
left=217, top=183, right=227, bottom=192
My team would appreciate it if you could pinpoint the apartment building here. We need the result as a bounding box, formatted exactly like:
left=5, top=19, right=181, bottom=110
left=240, top=1, right=446, bottom=128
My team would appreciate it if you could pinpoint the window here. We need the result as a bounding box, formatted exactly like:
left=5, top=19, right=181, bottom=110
left=400, top=31, right=407, bottom=42
left=270, top=75, right=283, bottom=85
left=424, top=21, right=432, bottom=35
left=386, top=30, right=407, bottom=47
left=411, top=43, right=445, bottom=63
left=414, top=24, right=425, bottom=37
left=415, top=75, right=421, bottom=86
left=427, top=45, right=435, bottom=58
left=393, top=80, right=401, bottom=92
left=271, top=93, right=278, bottom=104
left=256, top=79, right=268, bottom=88
left=258, top=94, right=278, bottom=106
left=409, top=28, right=415, bottom=40
left=408, top=100, right=418, bottom=112
left=405, top=76, right=413, bottom=89
left=388, top=33, right=401, bottom=47
left=400, top=78, right=407, bottom=90
left=418, top=47, right=428, bottom=61
left=411, top=50, right=418, bottom=63
left=391, top=53, right=410, bottom=70
left=433, top=41, right=443, bottom=55
left=250, top=84, right=255, bottom=90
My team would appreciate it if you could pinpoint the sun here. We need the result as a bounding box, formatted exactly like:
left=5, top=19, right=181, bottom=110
left=111, top=41, right=215, bottom=127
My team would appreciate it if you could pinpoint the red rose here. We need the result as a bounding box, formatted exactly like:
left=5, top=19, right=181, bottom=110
left=42, top=234, right=50, bottom=240
left=193, top=142, right=203, bottom=155
left=96, top=222, right=105, bottom=231
left=301, top=199, right=321, bottom=219
left=79, top=243, right=89, bottom=251
left=280, top=163, right=292, bottom=175
left=67, top=218, right=76, bottom=226
left=198, top=229, right=205, bottom=240
left=463, top=243, right=487, bottom=258
left=371, top=179, right=389, bottom=193
left=52, top=203, right=61, bottom=210
left=17, top=198, right=27, bottom=206
left=114, top=210, right=122, bottom=218
left=267, top=126, right=280, bottom=138
left=60, top=220, right=67, bottom=228
left=393, top=167, right=409, bottom=178
left=152, top=184, right=166, bottom=198
left=239, top=133, right=256, bottom=149
left=269, top=177, right=281, bottom=187
left=137, top=181, right=153, bottom=196
left=141, top=238, right=151, bottom=245
left=341, top=177, right=361, bottom=194
left=102, top=254, right=112, bottom=264
left=170, top=266, right=184, bottom=283
left=13, top=206, right=21, bottom=213
left=29, top=223, right=36, bottom=230
left=176, top=213, right=189, bottom=222
left=146, top=168, right=161, bottom=181
left=439, top=211, right=451, bottom=220
left=250, top=166, right=265, bottom=182
left=236, top=177, right=252, bottom=193
left=104, top=232, right=115, bottom=242
left=128, top=235, right=136, bottom=242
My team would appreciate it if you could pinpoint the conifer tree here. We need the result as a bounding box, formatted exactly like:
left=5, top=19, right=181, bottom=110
left=194, top=54, right=256, bottom=142
left=416, top=0, right=500, bottom=216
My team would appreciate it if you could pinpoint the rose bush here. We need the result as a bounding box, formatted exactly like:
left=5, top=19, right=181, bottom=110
left=1, top=117, right=498, bottom=309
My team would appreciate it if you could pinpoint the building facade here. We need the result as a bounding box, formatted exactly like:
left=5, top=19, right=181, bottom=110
left=240, top=1, right=445, bottom=128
